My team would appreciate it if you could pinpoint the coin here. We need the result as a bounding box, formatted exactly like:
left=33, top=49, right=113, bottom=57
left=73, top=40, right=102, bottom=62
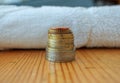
left=48, top=34, right=73, bottom=39
left=48, top=47, right=74, bottom=51
left=46, top=51, right=75, bottom=62
left=48, top=43, right=74, bottom=47
left=47, top=46, right=74, bottom=51
left=46, top=27, right=75, bottom=62
left=48, top=41, right=73, bottom=45
left=48, top=39, right=74, bottom=42
left=48, top=27, right=71, bottom=34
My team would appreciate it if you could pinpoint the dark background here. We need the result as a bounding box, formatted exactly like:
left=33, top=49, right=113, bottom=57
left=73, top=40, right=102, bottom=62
left=15, top=0, right=94, bottom=7
left=0, top=0, right=119, bottom=7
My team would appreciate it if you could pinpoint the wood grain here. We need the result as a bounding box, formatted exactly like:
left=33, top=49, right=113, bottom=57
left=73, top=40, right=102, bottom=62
left=0, top=49, right=120, bottom=83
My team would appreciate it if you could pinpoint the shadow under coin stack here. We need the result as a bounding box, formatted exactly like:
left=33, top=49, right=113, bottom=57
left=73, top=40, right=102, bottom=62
left=46, top=27, right=75, bottom=62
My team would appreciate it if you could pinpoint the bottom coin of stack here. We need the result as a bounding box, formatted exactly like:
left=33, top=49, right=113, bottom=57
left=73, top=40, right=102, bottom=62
left=46, top=27, right=75, bottom=62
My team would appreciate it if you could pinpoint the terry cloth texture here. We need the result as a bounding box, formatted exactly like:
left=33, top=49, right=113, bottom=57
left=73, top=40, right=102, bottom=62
left=0, top=5, right=120, bottom=50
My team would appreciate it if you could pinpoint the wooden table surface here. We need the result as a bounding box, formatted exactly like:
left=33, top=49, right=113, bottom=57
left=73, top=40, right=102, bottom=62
left=0, top=49, right=120, bottom=83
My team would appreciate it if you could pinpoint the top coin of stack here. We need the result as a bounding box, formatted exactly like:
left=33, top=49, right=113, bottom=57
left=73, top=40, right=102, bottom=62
left=46, top=27, right=75, bottom=62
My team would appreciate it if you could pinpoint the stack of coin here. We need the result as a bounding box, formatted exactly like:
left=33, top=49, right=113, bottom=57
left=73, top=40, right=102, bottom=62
left=46, top=27, right=75, bottom=62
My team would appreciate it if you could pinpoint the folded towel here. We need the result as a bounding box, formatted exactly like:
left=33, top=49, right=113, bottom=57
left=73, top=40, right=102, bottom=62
left=0, top=5, right=120, bottom=49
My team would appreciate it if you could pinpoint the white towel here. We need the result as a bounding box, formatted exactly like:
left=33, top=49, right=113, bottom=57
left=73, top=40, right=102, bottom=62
left=0, top=5, right=120, bottom=49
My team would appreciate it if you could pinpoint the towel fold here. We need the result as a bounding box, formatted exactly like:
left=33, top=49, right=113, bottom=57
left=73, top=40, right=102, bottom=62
left=0, top=5, right=120, bottom=49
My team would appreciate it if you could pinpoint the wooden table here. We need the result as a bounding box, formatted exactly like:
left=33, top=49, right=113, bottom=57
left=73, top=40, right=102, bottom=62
left=0, top=49, right=120, bottom=83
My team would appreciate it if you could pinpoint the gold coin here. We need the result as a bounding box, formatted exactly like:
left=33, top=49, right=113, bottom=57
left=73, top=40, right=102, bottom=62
left=48, top=27, right=71, bottom=34
left=48, top=30, right=71, bottom=34
left=49, top=37, right=73, bottom=39
left=48, top=42, right=74, bottom=46
left=48, top=41, right=74, bottom=45
left=48, top=39, right=74, bottom=42
left=46, top=48, right=75, bottom=52
left=48, top=34, right=73, bottom=38
left=48, top=32, right=71, bottom=34
left=47, top=47, right=74, bottom=51
left=48, top=40, right=74, bottom=44
left=48, top=41, right=73, bottom=44
left=48, top=44, right=74, bottom=48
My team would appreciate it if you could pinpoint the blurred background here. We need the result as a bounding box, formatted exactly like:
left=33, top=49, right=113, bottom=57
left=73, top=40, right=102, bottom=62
left=0, top=0, right=120, bottom=7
